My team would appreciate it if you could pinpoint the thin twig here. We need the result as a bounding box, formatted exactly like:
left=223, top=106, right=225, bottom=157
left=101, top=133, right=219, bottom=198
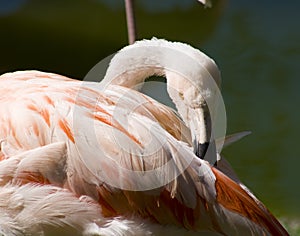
left=125, top=0, right=137, bottom=44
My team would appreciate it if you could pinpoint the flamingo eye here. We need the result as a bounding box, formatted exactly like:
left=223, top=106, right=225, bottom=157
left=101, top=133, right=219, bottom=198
left=179, top=92, right=184, bottom=100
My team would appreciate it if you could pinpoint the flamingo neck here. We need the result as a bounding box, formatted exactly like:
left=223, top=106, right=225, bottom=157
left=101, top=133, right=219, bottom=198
left=102, top=39, right=221, bottom=162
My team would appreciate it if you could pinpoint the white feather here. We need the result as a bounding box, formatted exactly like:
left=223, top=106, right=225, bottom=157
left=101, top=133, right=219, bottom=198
left=0, top=184, right=101, bottom=235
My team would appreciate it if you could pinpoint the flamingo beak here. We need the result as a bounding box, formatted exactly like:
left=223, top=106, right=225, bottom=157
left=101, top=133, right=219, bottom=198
left=190, top=105, right=217, bottom=165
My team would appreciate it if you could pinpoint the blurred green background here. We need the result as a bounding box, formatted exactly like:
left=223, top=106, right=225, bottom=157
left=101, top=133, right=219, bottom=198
left=0, top=0, right=299, bottom=230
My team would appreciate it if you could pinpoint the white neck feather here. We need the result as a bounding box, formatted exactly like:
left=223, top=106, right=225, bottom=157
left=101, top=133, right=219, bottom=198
left=102, top=38, right=221, bottom=122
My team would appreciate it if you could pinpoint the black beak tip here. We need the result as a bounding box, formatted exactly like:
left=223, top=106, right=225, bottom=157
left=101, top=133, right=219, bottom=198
left=195, top=142, right=209, bottom=159
left=195, top=141, right=218, bottom=166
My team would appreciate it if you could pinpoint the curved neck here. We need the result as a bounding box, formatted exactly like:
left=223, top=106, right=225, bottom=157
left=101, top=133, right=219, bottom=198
left=102, top=39, right=222, bottom=162
left=102, top=39, right=220, bottom=90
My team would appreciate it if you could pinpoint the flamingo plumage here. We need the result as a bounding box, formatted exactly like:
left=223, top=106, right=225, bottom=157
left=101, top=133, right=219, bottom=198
left=0, top=39, right=288, bottom=235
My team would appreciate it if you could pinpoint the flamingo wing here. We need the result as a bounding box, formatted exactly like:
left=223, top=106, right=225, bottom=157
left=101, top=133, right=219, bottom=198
left=0, top=71, right=288, bottom=235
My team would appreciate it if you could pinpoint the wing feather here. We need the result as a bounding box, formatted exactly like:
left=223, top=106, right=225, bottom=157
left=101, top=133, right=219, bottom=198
left=0, top=142, right=67, bottom=186
left=0, top=71, right=288, bottom=235
left=0, top=183, right=101, bottom=235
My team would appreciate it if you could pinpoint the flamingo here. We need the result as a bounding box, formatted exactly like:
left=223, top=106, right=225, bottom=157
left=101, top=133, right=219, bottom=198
left=0, top=39, right=288, bottom=235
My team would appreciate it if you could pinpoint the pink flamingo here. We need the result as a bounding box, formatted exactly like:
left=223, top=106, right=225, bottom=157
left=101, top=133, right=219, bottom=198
left=0, top=39, right=288, bottom=235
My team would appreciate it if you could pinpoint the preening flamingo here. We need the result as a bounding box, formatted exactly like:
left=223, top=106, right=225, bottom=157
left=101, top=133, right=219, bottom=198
left=0, top=39, right=288, bottom=235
